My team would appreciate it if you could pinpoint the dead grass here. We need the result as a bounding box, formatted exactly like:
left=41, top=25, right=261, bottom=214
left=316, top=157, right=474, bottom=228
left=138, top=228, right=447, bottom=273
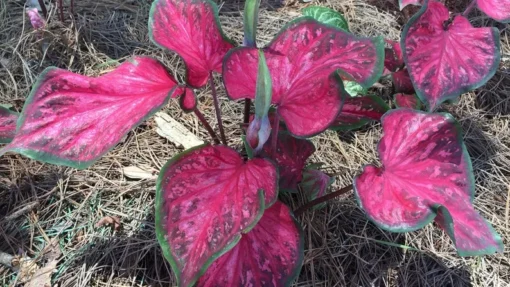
left=1, top=0, right=509, bottom=286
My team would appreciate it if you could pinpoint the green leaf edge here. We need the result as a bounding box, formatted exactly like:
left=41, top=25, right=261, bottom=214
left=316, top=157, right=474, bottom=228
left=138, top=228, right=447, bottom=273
left=155, top=144, right=280, bottom=286
left=401, top=0, right=501, bottom=112
left=0, top=59, right=177, bottom=169
left=302, top=6, right=350, bottom=32
left=329, top=95, right=389, bottom=131
left=393, top=93, right=423, bottom=110
left=0, top=106, right=19, bottom=144
left=148, top=0, right=236, bottom=89
left=283, top=207, right=305, bottom=286
left=353, top=108, right=503, bottom=256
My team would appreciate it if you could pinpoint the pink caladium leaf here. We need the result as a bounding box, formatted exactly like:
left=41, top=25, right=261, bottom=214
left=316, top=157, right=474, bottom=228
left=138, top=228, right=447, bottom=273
left=399, top=0, right=423, bottom=10
left=263, top=132, right=315, bottom=191
left=300, top=169, right=334, bottom=210
left=224, top=18, right=384, bottom=137
left=394, top=93, right=422, bottom=110
left=384, top=40, right=404, bottom=74
left=149, top=0, right=235, bottom=88
left=477, top=0, right=510, bottom=23
left=198, top=201, right=304, bottom=287
left=330, top=95, right=389, bottom=130
left=0, top=57, right=180, bottom=169
left=354, top=109, right=504, bottom=256
left=179, top=88, right=197, bottom=112
left=392, top=69, right=415, bottom=94
left=0, top=107, right=19, bottom=144
left=156, top=145, right=278, bottom=287
left=26, top=7, right=45, bottom=30
left=402, top=0, right=500, bottom=111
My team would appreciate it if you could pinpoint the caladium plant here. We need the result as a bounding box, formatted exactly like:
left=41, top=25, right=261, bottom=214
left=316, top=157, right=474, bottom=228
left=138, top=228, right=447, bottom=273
left=0, top=0, right=505, bottom=286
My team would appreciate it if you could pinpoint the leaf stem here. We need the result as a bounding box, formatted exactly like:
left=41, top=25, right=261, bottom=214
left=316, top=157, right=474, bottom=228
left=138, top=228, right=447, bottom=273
left=271, top=110, right=280, bottom=158
left=38, top=0, right=48, bottom=18
left=462, top=0, right=476, bottom=16
left=294, top=184, right=353, bottom=217
left=244, top=99, right=251, bottom=125
left=58, top=0, right=64, bottom=21
left=209, top=72, right=227, bottom=145
left=194, top=109, right=221, bottom=145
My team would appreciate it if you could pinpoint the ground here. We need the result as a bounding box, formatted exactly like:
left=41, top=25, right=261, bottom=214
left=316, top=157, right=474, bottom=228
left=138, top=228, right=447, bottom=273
left=0, top=0, right=509, bottom=286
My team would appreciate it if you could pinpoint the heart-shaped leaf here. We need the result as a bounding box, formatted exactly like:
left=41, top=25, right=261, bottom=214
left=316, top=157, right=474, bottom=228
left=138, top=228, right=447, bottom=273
left=354, top=109, right=504, bottom=256
left=149, top=0, right=235, bottom=88
left=156, top=145, right=278, bottom=287
left=224, top=18, right=384, bottom=137
left=477, top=0, right=510, bottom=23
left=302, top=6, right=349, bottom=31
left=384, top=40, right=404, bottom=74
left=394, top=93, right=422, bottom=109
left=1, top=57, right=180, bottom=169
left=264, top=132, right=315, bottom=191
left=198, top=201, right=304, bottom=287
left=300, top=169, right=334, bottom=210
left=0, top=107, right=18, bottom=143
left=330, top=95, right=389, bottom=130
left=402, top=0, right=500, bottom=111
left=392, top=69, right=415, bottom=94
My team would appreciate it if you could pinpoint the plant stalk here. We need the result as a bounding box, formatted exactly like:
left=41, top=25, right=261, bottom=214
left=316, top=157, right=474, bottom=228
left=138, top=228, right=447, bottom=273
left=208, top=72, right=227, bottom=145
left=194, top=109, right=221, bottom=145
left=244, top=99, right=251, bottom=125
left=462, top=0, right=476, bottom=16
left=38, top=0, right=48, bottom=18
left=70, top=0, right=74, bottom=15
left=57, top=0, right=64, bottom=21
left=294, top=184, right=353, bottom=217
left=271, top=110, right=280, bottom=158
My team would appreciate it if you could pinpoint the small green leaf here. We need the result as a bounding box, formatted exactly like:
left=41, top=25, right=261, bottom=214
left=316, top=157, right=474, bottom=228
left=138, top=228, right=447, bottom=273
left=243, top=0, right=261, bottom=47
left=344, top=81, right=368, bottom=97
left=302, top=6, right=349, bottom=31
left=254, top=50, right=272, bottom=118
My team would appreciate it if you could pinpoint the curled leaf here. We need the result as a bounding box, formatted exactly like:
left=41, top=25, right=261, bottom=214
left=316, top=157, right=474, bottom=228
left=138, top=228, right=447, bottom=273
left=354, top=109, right=504, bottom=256
left=402, top=0, right=500, bottom=111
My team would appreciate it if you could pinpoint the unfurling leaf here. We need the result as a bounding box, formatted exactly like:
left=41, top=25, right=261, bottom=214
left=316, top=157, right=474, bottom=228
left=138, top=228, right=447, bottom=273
left=394, top=93, right=422, bottom=110
left=198, top=201, right=304, bottom=287
left=179, top=88, right=197, bottom=112
left=263, top=132, right=315, bottom=191
left=243, top=0, right=261, bottom=47
left=0, top=57, right=180, bottom=169
left=300, top=169, right=334, bottom=210
left=156, top=145, right=277, bottom=287
left=330, top=95, right=389, bottom=130
left=402, top=0, right=500, bottom=111
left=354, top=109, right=504, bottom=256
left=302, top=6, right=349, bottom=31
left=392, top=69, right=414, bottom=94
left=149, top=0, right=235, bottom=88
left=224, top=18, right=383, bottom=137
left=384, top=40, right=404, bottom=74
left=0, top=107, right=18, bottom=143
left=477, top=0, right=510, bottom=23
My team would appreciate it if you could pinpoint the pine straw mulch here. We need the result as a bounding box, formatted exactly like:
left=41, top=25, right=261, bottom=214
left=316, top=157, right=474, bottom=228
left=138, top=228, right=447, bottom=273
left=0, top=0, right=509, bottom=286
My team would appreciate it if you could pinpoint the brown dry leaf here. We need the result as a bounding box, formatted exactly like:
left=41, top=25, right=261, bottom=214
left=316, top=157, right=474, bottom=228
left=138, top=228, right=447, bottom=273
left=25, top=238, right=61, bottom=287
left=95, top=216, right=121, bottom=231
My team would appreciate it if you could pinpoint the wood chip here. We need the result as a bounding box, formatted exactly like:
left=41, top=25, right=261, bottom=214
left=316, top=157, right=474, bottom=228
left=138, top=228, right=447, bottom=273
left=154, top=112, right=204, bottom=149
left=122, top=165, right=157, bottom=180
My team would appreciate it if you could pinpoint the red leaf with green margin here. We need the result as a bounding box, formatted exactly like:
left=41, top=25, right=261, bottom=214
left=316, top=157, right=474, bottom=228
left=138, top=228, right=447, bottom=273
left=0, top=107, right=18, bottom=143
left=399, top=0, right=423, bottom=10
left=330, top=95, right=389, bottom=130
left=156, top=144, right=278, bottom=287
left=179, top=88, right=197, bottom=112
left=300, top=169, right=334, bottom=210
left=392, top=69, right=415, bottom=94
left=263, top=132, right=315, bottom=191
left=354, top=109, right=504, bottom=256
left=0, top=57, right=180, bottom=169
left=384, top=40, right=404, bottom=74
left=477, top=0, right=510, bottom=23
left=149, top=0, right=235, bottom=88
left=402, top=0, right=500, bottom=111
left=198, top=201, right=304, bottom=287
left=394, top=93, right=422, bottom=110
left=223, top=18, right=384, bottom=137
